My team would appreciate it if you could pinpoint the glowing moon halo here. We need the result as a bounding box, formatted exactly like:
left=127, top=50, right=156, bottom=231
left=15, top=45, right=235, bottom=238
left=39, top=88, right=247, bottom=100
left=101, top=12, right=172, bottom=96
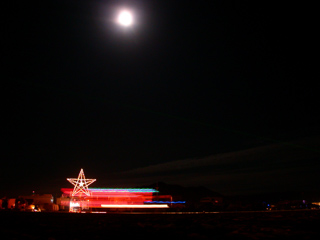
left=117, top=11, right=133, bottom=26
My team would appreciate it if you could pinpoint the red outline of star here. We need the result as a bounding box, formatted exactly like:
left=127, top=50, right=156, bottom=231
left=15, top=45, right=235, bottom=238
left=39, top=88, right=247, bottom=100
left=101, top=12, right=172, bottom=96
left=67, top=169, right=96, bottom=196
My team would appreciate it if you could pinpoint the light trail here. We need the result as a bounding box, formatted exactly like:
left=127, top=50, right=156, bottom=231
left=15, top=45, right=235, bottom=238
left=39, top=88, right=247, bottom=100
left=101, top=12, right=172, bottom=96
left=101, top=204, right=169, bottom=208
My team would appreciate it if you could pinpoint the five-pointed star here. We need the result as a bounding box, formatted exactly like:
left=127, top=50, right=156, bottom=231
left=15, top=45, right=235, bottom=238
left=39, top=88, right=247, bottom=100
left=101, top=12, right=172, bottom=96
left=67, top=169, right=96, bottom=196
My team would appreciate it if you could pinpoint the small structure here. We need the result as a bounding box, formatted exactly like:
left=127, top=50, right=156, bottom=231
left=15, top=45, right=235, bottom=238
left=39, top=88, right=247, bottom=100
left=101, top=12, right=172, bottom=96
left=8, top=199, right=16, bottom=209
left=1, top=197, right=16, bottom=210
left=18, top=194, right=58, bottom=211
left=19, top=194, right=54, bottom=205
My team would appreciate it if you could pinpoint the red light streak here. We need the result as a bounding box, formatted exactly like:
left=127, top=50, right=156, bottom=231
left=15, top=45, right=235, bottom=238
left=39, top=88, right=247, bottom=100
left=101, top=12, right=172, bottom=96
left=101, top=204, right=168, bottom=208
left=61, top=188, right=167, bottom=209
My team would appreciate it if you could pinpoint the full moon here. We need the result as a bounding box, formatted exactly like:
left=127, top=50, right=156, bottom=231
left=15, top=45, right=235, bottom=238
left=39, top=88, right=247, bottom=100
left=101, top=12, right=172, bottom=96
left=117, top=11, right=133, bottom=26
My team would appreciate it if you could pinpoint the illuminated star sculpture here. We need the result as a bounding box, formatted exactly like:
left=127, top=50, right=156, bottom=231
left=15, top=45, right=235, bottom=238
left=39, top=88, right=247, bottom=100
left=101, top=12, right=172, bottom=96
left=67, top=169, right=96, bottom=197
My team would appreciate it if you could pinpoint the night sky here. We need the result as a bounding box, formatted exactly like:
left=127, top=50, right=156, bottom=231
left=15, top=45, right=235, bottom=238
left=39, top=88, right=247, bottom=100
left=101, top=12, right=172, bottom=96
left=2, top=0, right=319, bottom=197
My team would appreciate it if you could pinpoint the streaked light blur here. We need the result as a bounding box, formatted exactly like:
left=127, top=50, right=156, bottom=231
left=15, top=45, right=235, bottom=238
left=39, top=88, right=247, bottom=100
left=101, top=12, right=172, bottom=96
left=101, top=204, right=168, bottom=208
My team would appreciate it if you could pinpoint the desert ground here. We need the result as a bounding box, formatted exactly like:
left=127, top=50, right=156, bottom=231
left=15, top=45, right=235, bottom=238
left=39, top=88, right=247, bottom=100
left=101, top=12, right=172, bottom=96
left=0, top=210, right=319, bottom=239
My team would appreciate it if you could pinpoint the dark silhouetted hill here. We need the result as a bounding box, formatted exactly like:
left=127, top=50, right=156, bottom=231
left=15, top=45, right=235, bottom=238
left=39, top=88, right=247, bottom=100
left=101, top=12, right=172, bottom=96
left=138, top=182, right=223, bottom=202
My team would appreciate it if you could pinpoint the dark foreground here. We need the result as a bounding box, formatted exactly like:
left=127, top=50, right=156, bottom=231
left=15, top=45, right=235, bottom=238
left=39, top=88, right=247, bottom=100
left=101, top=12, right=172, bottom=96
left=0, top=210, right=319, bottom=240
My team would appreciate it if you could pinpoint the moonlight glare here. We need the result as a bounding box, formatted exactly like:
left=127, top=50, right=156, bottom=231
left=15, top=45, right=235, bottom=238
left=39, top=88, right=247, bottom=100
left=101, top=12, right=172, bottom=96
left=117, top=10, right=133, bottom=26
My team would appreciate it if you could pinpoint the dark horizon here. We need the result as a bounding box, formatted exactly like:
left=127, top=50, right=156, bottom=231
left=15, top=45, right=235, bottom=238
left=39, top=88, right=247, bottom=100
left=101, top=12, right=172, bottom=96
left=2, top=136, right=319, bottom=199
left=2, top=0, right=319, bottom=198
